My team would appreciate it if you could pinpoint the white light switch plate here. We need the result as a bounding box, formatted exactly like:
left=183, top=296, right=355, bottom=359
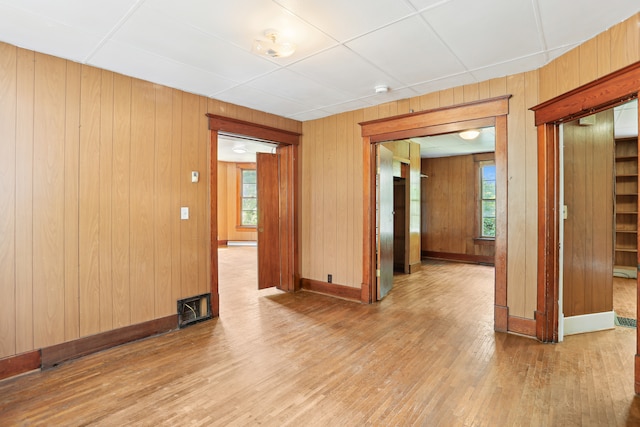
left=181, top=207, right=189, bottom=220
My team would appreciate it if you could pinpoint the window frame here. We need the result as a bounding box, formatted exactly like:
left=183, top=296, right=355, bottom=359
left=474, top=153, right=496, bottom=243
left=236, top=163, right=257, bottom=231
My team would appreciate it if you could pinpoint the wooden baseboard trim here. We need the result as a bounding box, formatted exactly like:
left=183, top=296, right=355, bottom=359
left=423, top=251, right=494, bottom=266
left=218, top=240, right=228, bottom=246
left=495, top=305, right=508, bottom=332
left=301, top=278, right=361, bottom=302
left=41, top=315, right=178, bottom=369
left=508, top=315, right=536, bottom=337
left=409, top=261, right=422, bottom=273
left=0, top=350, right=41, bottom=381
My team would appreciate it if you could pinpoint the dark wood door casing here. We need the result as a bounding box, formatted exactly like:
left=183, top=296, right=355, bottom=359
left=530, top=61, right=640, bottom=393
left=359, top=96, right=510, bottom=333
left=207, top=114, right=301, bottom=316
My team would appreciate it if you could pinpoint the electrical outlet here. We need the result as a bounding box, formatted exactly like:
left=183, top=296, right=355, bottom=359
left=328, top=274, right=332, bottom=283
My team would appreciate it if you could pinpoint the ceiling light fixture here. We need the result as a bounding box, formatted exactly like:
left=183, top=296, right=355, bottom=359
left=374, top=85, right=389, bottom=94
left=252, top=29, right=296, bottom=58
left=459, top=129, right=481, bottom=140
left=232, top=146, right=247, bottom=154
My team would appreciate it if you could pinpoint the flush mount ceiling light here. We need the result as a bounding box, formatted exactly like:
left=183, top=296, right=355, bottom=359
left=459, top=129, right=481, bottom=140
left=252, top=29, right=296, bottom=58
left=232, top=145, right=247, bottom=154
left=374, top=85, right=389, bottom=94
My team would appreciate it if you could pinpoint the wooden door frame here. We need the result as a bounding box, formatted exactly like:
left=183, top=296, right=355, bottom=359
left=530, top=61, right=640, bottom=392
left=206, top=114, right=301, bottom=316
left=359, top=96, right=511, bottom=332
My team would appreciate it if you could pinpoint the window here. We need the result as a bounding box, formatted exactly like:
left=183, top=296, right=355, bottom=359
left=479, top=162, right=496, bottom=238
left=237, top=165, right=257, bottom=228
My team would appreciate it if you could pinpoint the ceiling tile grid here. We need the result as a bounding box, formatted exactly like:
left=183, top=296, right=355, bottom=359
left=0, top=0, right=636, bottom=121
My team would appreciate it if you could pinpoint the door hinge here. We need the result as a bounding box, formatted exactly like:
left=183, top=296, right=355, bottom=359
left=376, top=269, right=381, bottom=277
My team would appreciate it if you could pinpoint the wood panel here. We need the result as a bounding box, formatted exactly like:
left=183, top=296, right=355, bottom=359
left=112, top=74, right=132, bottom=329
left=562, top=111, right=614, bottom=317
left=130, top=80, right=156, bottom=324
left=99, top=70, right=114, bottom=332
left=0, top=42, right=17, bottom=358
left=78, top=65, right=101, bottom=338
left=155, top=85, right=173, bottom=317
left=33, top=53, right=66, bottom=348
left=16, top=48, right=36, bottom=352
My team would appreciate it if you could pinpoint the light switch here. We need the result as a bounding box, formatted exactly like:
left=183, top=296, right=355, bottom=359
left=181, top=207, right=189, bottom=220
left=191, top=171, right=199, bottom=183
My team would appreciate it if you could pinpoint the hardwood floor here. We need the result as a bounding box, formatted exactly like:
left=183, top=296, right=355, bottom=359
left=1, top=247, right=639, bottom=425
left=614, top=277, right=637, bottom=319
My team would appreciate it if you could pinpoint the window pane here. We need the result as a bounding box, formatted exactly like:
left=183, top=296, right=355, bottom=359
left=242, top=210, right=257, bottom=226
left=242, top=198, right=257, bottom=211
left=242, top=170, right=257, bottom=184
left=482, top=218, right=496, bottom=237
left=482, top=200, right=495, bottom=218
left=482, top=180, right=496, bottom=199
left=243, top=183, right=257, bottom=198
left=482, top=165, right=496, bottom=181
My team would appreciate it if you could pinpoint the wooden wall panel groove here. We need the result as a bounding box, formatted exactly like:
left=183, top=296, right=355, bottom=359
left=15, top=48, right=35, bottom=353
left=170, top=90, right=183, bottom=310
left=0, top=42, right=17, bottom=358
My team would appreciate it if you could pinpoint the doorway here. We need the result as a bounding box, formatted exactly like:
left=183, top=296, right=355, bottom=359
left=558, top=100, right=638, bottom=339
left=207, top=114, right=300, bottom=316
left=360, top=96, right=510, bottom=332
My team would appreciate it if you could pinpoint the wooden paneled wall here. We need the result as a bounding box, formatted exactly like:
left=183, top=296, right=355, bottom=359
left=217, top=162, right=258, bottom=243
left=0, top=42, right=300, bottom=360
left=300, top=13, right=639, bottom=319
left=421, top=154, right=496, bottom=261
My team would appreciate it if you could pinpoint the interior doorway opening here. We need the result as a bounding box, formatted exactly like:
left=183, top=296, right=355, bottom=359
left=207, top=114, right=301, bottom=317
left=557, top=99, right=638, bottom=340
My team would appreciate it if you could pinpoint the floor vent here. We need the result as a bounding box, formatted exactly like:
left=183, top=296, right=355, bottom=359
left=177, top=293, right=212, bottom=328
left=615, top=315, right=637, bottom=328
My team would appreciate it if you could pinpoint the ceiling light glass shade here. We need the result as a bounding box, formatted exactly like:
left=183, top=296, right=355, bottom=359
left=459, top=129, right=481, bottom=140
left=252, top=30, right=296, bottom=58
left=232, top=147, right=247, bottom=154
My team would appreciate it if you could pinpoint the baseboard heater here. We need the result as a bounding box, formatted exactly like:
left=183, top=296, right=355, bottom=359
left=177, top=293, right=212, bottom=328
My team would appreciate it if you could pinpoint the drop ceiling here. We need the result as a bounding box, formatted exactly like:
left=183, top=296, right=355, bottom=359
left=0, top=0, right=637, bottom=122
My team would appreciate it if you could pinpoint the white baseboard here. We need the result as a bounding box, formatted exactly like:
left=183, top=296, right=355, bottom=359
left=563, top=311, right=615, bottom=336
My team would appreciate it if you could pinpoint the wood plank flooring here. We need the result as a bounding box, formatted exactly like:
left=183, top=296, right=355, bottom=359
left=1, top=247, right=639, bottom=426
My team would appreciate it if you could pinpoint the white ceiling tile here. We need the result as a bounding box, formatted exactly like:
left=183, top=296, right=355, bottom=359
left=0, top=3, right=104, bottom=61
left=288, top=109, right=336, bottom=122
left=142, top=0, right=338, bottom=65
left=538, top=0, right=640, bottom=48
left=274, top=0, right=415, bottom=41
left=320, top=99, right=380, bottom=115
left=0, top=0, right=139, bottom=34
left=112, top=5, right=278, bottom=82
left=214, top=85, right=308, bottom=118
left=246, top=69, right=349, bottom=108
left=470, top=52, right=549, bottom=82
left=406, top=0, right=456, bottom=12
left=409, top=73, right=477, bottom=96
left=346, top=15, right=465, bottom=85
left=288, top=45, right=403, bottom=98
left=359, top=87, right=421, bottom=106
left=423, top=0, right=542, bottom=70
left=90, top=40, right=237, bottom=95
